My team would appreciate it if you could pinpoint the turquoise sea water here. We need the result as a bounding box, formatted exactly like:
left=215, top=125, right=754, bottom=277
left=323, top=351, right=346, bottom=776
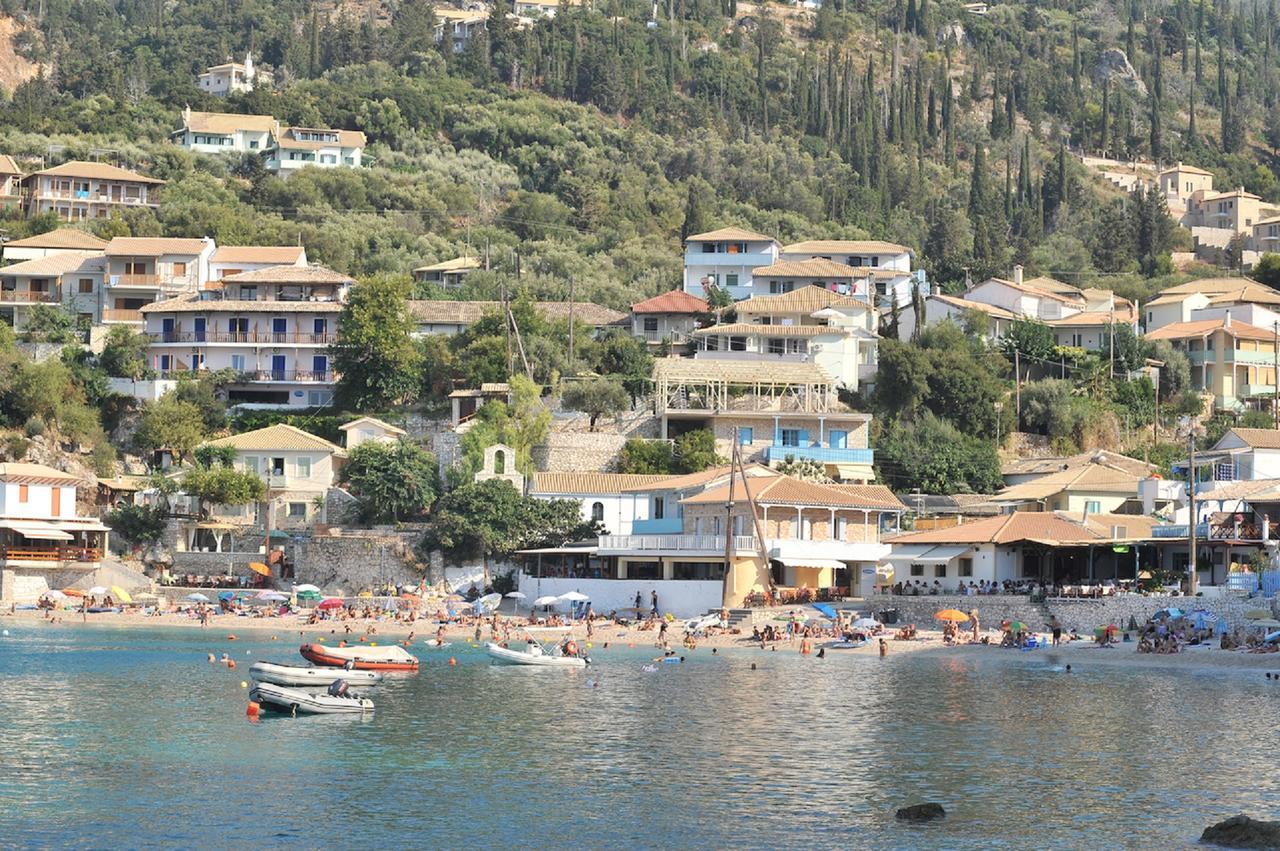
left=0, top=623, right=1276, bottom=849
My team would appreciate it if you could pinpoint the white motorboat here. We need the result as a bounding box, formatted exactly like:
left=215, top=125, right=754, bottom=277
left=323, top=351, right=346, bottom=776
left=486, top=627, right=588, bottom=668
left=249, top=661, right=383, bottom=689
left=249, top=681, right=374, bottom=715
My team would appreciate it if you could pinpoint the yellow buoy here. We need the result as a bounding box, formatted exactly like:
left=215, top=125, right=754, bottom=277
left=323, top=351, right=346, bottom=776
left=240, top=681, right=247, bottom=689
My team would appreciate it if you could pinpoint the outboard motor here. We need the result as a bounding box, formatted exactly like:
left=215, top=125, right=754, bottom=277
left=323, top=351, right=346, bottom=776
left=328, top=679, right=350, bottom=698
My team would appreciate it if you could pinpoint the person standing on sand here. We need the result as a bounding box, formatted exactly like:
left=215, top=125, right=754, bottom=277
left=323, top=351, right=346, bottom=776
left=878, top=638, right=887, bottom=657
left=970, top=610, right=980, bottom=642
left=634, top=591, right=643, bottom=612
left=650, top=590, right=659, bottom=617
left=1051, top=616, right=1062, bottom=647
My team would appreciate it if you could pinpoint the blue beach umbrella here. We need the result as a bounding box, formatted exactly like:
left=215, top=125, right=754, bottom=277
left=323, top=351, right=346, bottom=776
left=218, top=591, right=236, bottom=601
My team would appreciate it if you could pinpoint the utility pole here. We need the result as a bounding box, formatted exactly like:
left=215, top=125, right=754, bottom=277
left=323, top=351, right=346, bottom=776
left=501, top=279, right=513, bottom=375
left=1014, top=348, right=1021, bottom=426
left=567, top=274, right=576, bottom=370
left=720, top=433, right=739, bottom=609
left=1187, top=424, right=1198, bottom=597
left=1273, top=321, right=1278, bottom=429
left=1109, top=304, right=1115, bottom=378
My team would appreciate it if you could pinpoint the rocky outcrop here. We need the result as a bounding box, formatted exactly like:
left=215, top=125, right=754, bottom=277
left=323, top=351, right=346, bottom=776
left=896, top=803, right=946, bottom=823
left=1094, top=48, right=1148, bottom=97
left=1200, top=815, right=1280, bottom=849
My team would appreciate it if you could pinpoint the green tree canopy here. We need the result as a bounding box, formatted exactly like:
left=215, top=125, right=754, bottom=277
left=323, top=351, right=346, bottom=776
left=133, top=395, right=209, bottom=463
left=340, top=440, right=438, bottom=523
left=332, top=274, right=422, bottom=410
left=561, top=376, right=629, bottom=431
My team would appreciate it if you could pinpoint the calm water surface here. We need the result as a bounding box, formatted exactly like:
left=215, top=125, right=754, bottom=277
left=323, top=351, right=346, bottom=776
left=0, top=624, right=1274, bottom=849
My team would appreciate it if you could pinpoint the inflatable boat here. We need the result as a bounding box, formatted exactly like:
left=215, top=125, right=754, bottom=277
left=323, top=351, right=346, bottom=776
left=249, top=661, right=383, bottom=688
left=249, top=681, right=374, bottom=715
left=298, top=643, right=419, bottom=671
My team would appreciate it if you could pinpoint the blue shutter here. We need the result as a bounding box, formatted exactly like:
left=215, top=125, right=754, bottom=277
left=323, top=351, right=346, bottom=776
left=798, top=429, right=810, bottom=446
left=739, top=427, right=753, bottom=445
left=829, top=430, right=847, bottom=449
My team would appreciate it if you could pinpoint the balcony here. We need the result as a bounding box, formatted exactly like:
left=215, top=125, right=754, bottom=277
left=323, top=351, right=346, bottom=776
left=108, top=274, right=160, bottom=288
left=597, top=534, right=756, bottom=554
left=237, top=369, right=335, bottom=383
left=102, top=308, right=144, bottom=323
left=764, top=445, right=874, bottom=465
left=685, top=250, right=776, bottom=269
left=0, top=289, right=59, bottom=303
left=696, top=350, right=809, bottom=363
left=631, top=517, right=684, bottom=534
left=1227, top=349, right=1278, bottom=365
left=1, top=546, right=102, bottom=563
left=1184, top=350, right=1211, bottom=365
left=151, top=331, right=338, bottom=345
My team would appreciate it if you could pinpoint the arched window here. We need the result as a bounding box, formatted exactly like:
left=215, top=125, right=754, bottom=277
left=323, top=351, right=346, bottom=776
left=591, top=502, right=605, bottom=522
left=493, top=449, right=506, bottom=474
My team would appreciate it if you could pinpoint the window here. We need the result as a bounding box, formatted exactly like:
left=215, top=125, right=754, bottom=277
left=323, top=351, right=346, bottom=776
left=725, top=273, right=738, bottom=288
left=591, top=502, right=604, bottom=522
left=767, top=338, right=785, bottom=354
left=643, top=317, right=659, bottom=333
left=173, top=262, right=187, bottom=277
left=124, top=261, right=147, bottom=276
left=769, top=280, right=795, bottom=294
left=628, top=561, right=663, bottom=580
left=270, top=457, right=285, bottom=476
left=1085, top=500, right=1101, bottom=514
left=308, top=390, right=333, bottom=407
left=295, top=456, right=312, bottom=479
left=959, top=557, right=973, bottom=577
left=672, top=561, right=725, bottom=580
left=78, top=278, right=93, bottom=294
left=828, top=430, right=848, bottom=449
left=834, top=516, right=847, bottom=540
left=288, top=502, right=307, bottom=518
left=728, top=336, right=747, bottom=351
left=910, top=564, right=925, bottom=577
left=493, top=450, right=506, bottom=474
left=653, top=496, right=665, bottom=519
left=18, top=484, right=28, bottom=502
left=243, top=457, right=259, bottom=474
left=780, top=429, right=801, bottom=447
left=934, top=564, right=947, bottom=578
left=737, top=426, right=753, bottom=445
left=230, top=354, right=246, bottom=372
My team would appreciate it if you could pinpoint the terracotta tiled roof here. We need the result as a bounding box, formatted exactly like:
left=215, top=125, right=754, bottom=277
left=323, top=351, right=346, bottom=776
left=930, top=294, right=1017, bottom=319
left=1159, top=163, right=1213, bottom=176
left=5, top=229, right=107, bottom=250
left=974, top=276, right=1081, bottom=304
left=685, top=226, right=773, bottom=243
left=1002, top=450, right=1155, bottom=479
left=277, top=127, right=367, bottom=149
left=205, top=423, right=343, bottom=453
left=30, top=160, right=164, bottom=184
left=1020, top=275, right=1080, bottom=296
left=631, top=290, right=710, bottom=314
left=1156, top=277, right=1261, bottom=296
left=751, top=259, right=860, bottom=278
left=181, top=111, right=278, bottom=134
left=1191, top=478, right=1280, bottom=500
left=0, top=154, right=21, bottom=175
left=1144, top=317, right=1275, bottom=342
left=1222, top=428, right=1280, bottom=449
left=887, top=511, right=1103, bottom=545
left=781, top=239, right=910, bottom=256
left=140, top=294, right=341, bottom=314
left=0, top=251, right=103, bottom=277
left=106, top=237, right=209, bottom=256
left=1045, top=312, right=1133, bottom=327
left=407, top=300, right=625, bottom=327
left=222, top=264, right=351, bottom=285
left=617, top=463, right=773, bottom=493
left=338, top=416, right=406, bottom=435
left=684, top=473, right=905, bottom=510
left=212, top=246, right=306, bottom=265
left=735, top=285, right=869, bottom=315
left=531, top=472, right=680, bottom=495
left=1067, top=512, right=1165, bottom=541
left=996, top=462, right=1147, bottom=502
left=0, top=462, right=84, bottom=485
left=1206, top=285, right=1280, bottom=307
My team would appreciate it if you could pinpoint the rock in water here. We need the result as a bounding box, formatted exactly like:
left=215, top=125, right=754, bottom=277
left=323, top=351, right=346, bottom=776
left=1094, top=48, right=1148, bottom=98
left=896, top=803, right=946, bottom=823
left=1200, top=815, right=1280, bottom=849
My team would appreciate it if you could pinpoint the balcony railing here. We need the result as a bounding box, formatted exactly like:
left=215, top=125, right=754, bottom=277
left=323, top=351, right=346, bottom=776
left=1, top=546, right=102, bottom=563
left=108, top=274, right=160, bottom=287
left=0, top=289, right=58, bottom=303
left=102, top=308, right=144, bottom=323
left=150, top=331, right=338, bottom=345
left=763, top=445, right=875, bottom=465
left=237, top=369, right=335, bottom=383
left=598, top=534, right=756, bottom=553
left=685, top=250, right=776, bottom=268
left=1227, top=349, right=1277, bottom=365
left=630, top=517, right=685, bottom=534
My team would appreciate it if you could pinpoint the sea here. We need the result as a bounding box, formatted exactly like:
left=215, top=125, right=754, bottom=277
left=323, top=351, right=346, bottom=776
left=0, top=623, right=1275, bottom=849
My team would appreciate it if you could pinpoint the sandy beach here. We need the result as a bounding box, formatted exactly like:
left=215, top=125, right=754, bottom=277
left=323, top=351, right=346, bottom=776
left=7, top=607, right=1280, bottom=671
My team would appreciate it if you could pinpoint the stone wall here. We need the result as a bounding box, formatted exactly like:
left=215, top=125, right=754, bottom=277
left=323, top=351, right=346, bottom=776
left=867, top=594, right=1049, bottom=630
left=292, top=532, right=425, bottom=592
left=532, top=432, right=634, bottom=473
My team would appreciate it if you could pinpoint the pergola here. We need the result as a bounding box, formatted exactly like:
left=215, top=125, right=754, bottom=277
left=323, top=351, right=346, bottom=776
left=652, top=359, right=838, bottom=414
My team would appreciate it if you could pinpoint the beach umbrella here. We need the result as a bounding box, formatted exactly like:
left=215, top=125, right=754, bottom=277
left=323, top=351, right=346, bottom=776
left=1244, top=609, right=1272, bottom=620
left=62, top=588, right=85, bottom=598
left=293, top=584, right=321, bottom=593
left=185, top=593, right=211, bottom=602
left=1003, top=620, right=1029, bottom=632
left=533, top=595, right=559, bottom=607
left=218, top=591, right=236, bottom=601
left=257, top=591, right=288, bottom=602
left=1250, top=618, right=1280, bottom=629
left=317, top=597, right=345, bottom=610
left=505, top=591, right=527, bottom=599
left=111, top=586, right=133, bottom=604
left=934, top=609, right=970, bottom=622
left=477, top=593, right=503, bottom=611
left=297, top=590, right=322, bottom=601
left=811, top=602, right=838, bottom=620
left=357, top=591, right=373, bottom=598
left=88, top=586, right=108, bottom=595
left=851, top=617, right=880, bottom=629
left=772, top=613, right=808, bottom=623
left=44, top=590, right=68, bottom=600
left=558, top=591, right=590, bottom=602
left=248, top=562, right=271, bottom=577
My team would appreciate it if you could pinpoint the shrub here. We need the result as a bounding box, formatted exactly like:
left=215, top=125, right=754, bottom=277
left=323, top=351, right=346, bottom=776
left=23, top=416, right=45, bottom=437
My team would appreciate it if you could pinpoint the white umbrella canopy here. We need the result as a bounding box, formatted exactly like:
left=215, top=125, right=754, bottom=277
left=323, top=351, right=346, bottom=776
left=504, top=591, right=527, bottom=599
left=851, top=617, right=880, bottom=629
left=292, top=584, right=321, bottom=593
left=477, top=593, right=503, bottom=610
left=185, top=593, right=211, bottom=602
left=88, top=586, right=108, bottom=595
left=533, top=595, right=560, bottom=606
left=558, top=591, right=590, bottom=602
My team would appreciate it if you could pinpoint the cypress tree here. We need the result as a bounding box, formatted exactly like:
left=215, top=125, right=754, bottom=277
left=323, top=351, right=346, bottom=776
left=1101, top=77, right=1111, bottom=156
left=1071, top=22, right=1081, bottom=96
left=1149, top=92, right=1162, bottom=162
left=1195, top=35, right=1202, bottom=85
left=1188, top=83, right=1198, bottom=146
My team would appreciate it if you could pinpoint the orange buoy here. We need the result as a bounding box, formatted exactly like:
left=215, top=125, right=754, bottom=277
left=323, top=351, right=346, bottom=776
left=227, top=635, right=236, bottom=641
left=228, top=659, right=236, bottom=669
left=448, top=657, right=457, bottom=666
left=246, top=701, right=260, bottom=717
left=358, top=635, right=366, bottom=642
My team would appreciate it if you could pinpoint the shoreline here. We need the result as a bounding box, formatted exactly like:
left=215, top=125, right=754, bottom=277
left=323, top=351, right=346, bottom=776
left=6, top=609, right=1280, bottom=672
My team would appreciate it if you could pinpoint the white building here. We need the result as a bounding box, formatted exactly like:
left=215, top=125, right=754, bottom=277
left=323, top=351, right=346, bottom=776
left=266, top=127, right=367, bottom=176
left=629, top=289, right=709, bottom=348
left=682, top=226, right=780, bottom=301
left=339, top=416, right=407, bottom=451
left=412, top=256, right=481, bottom=290
left=0, top=463, right=110, bottom=602
left=198, top=54, right=256, bottom=96
left=209, top=245, right=307, bottom=282
left=0, top=251, right=105, bottom=331
left=201, top=424, right=345, bottom=531
left=434, top=7, right=487, bottom=52
left=23, top=161, right=164, bottom=222
left=140, top=264, right=351, bottom=409
left=528, top=471, right=684, bottom=536
left=173, top=109, right=277, bottom=156
left=690, top=285, right=879, bottom=392
left=780, top=239, right=918, bottom=309
left=101, top=237, right=215, bottom=322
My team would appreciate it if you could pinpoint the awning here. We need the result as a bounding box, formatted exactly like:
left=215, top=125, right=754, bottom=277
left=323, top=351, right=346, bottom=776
left=195, top=521, right=240, bottom=531
left=58, top=521, right=111, bottom=532
left=8, top=521, right=74, bottom=541
left=777, top=557, right=846, bottom=570
left=830, top=463, right=875, bottom=481
left=884, top=544, right=972, bottom=564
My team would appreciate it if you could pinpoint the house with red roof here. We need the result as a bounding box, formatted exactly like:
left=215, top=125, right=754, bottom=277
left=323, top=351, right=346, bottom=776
left=629, top=289, right=710, bottom=349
